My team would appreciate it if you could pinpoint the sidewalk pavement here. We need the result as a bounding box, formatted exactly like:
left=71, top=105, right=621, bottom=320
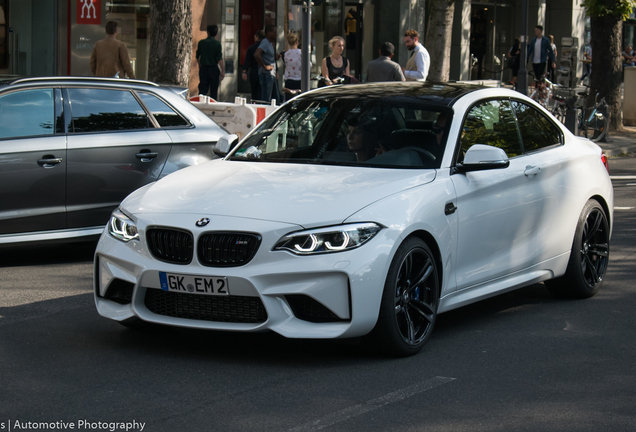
left=599, top=125, right=636, bottom=157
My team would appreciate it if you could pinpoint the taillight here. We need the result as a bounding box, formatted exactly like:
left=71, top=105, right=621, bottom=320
left=601, top=153, right=609, bottom=174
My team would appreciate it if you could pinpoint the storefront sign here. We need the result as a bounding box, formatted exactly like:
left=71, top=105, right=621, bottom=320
left=77, top=0, right=101, bottom=25
left=226, top=7, right=235, bottom=23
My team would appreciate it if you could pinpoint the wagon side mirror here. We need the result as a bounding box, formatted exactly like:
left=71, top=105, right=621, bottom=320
left=214, top=134, right=239, bottom=157
left=456, top=144, right=510, bottom=173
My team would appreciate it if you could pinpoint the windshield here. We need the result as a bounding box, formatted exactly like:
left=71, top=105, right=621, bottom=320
left=229, top=97, right=452, bottom=169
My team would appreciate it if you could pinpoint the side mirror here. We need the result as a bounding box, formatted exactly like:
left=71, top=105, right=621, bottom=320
left=214, top=134, right=239, bottom=157
left=456, top=144, right=510, bottom=173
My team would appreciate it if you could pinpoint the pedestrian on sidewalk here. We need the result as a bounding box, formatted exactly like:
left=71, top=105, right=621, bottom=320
left=321, top=36, right=350, bottom=86
left=90, top=21, right=135, bottom=79
left=242, top=30, right=265, bottom=102
left=366, top=42, right=405, bottom=82
left=282, top=32, right=306, bottom=101
left=255, top=25, right=283, bottom=103
left=196, top=24, right=225, bottom=101
left=401, top=29, right=430, bottom=82
left=527, top=25, right=555, bottom=86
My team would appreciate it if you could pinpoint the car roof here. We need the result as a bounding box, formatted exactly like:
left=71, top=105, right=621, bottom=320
left=0, top=76, right=186, bottom=96
left=300, top=81, right=490, bottom=107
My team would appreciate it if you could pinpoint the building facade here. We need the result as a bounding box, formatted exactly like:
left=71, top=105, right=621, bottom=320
left=1, top=0, right=633, bottom=102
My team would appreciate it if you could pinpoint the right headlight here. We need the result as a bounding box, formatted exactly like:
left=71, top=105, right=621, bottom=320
left=108, top=208, right=139, bottom=242
left=273, top=223, right=382, bottom=255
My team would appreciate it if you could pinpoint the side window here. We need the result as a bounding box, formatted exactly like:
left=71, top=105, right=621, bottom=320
left=459, top=99, right=522, bottom=161
left=67, top=88, right=150, bottom=133
left=0, top=89, right=55, bottom=139
left=137, top=92, right=189, bottom=127
left=512, top=100, right=562, bottom=152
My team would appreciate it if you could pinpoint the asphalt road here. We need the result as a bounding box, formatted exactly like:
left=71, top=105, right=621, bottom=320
left=1, top=156, right=635, bottom=432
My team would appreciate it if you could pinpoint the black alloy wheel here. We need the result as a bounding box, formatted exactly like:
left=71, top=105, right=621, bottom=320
left=373, top=237, right=439, bottom=356
left=546, top=200, right=609, bottom=298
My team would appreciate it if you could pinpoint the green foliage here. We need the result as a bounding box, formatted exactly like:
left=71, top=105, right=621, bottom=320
left=582, top=0, right=636, bottom=20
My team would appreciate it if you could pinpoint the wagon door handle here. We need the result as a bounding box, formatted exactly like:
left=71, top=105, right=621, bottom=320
left=136, top=150, right=159, bottom=162
left=37, top=156, right=63, bottom=168
left=524, top=165, right=541, bottom=176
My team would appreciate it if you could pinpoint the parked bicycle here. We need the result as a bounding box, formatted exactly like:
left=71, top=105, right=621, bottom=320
left=528, top=73, right=555, bottom=108
left=551, top=86, right=609, bottom=142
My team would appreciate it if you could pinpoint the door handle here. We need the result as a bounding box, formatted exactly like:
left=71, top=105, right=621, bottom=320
left=136, top=150, right=159, bottom=162
left=37, top=157, right=63, bottom=168
left=524, top=165, right=541, bottom=176
left=445, top=202, right=457, bottom=215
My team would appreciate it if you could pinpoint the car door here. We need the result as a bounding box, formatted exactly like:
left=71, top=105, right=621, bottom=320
left=451, top=98, right=544, bottom=291
left=0, top=87, right=66, bottom=236
left=511, top=99, right=570, bottom=261
left=65, top=87, right=173, bottom=229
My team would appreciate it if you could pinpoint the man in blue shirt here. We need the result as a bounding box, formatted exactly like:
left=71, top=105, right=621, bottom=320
left=254, top=25, right=282, bottom=103
left=196, top=24, right=225, bottom=100
left=527, top=25, right=555, bottom=83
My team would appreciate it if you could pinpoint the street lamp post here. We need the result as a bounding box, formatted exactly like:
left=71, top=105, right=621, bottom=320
left=301, top=1, right=312, bottom=92
left=517, top=0, right=529, bottom=96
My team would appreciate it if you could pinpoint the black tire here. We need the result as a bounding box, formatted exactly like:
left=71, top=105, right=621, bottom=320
left=372, top=237, right=440, bottom=357
left=545, top=200, right=609, bottom=298
left=590, top=112, right=609, bottom=142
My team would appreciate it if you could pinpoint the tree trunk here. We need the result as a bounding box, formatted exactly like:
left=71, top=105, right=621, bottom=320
left=424, top=0, right=455, bottom=82
left=590, top=15, right=623, bottom=132
left=148, top=0, right=192, bottom=86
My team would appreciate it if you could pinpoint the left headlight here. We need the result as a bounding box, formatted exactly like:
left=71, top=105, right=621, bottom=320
left=108, top=208, right=139, bottom=242
left=273, top=223, right=382, bottom=255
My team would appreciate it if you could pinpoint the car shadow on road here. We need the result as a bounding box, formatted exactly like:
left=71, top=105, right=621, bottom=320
left=0, top=241, right=97, bottom=267
left=92, top=283, right=559, bottom=364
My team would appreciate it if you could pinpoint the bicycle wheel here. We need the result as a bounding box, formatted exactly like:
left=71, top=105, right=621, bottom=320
left=552, top=104, right=567, bottom=123
left=589, top=112, right=609, bottom=142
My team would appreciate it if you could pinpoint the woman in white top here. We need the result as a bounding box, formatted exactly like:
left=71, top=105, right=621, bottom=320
left=283, top=32, right=304, bottom=101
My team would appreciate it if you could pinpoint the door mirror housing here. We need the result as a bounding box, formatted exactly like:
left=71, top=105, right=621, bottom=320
left=214, top=134, right=239, bottom=157
left=456, top=144, right=510, bottom=173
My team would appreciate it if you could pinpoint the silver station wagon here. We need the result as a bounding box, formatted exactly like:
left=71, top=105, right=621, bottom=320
left=0, top=77, right=226, bottom=245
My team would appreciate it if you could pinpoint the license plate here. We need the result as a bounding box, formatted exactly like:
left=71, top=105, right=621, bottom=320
left=159, top=272, right=229, bottom=296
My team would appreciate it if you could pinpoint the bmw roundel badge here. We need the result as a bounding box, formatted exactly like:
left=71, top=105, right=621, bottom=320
left=195, top=218, right=210, bottom=227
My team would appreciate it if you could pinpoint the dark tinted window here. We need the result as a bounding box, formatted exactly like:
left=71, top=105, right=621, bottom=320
left=511, top=100, right=562, bottom=152
left=459, top=99, right=522, bottom=161
left=0, top=89, right=55, bottom=139
left=137, top=92, right=189, bottom=127
left=68, top=88, right=150, bottom=133
left=230, top=98, right=450, bottom=169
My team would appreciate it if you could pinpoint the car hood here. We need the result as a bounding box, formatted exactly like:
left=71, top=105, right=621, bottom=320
left=122, top=160, right=436, bottom=227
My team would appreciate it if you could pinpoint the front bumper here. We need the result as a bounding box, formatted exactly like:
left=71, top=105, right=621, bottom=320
left=94, top=214, right=395, bottom=339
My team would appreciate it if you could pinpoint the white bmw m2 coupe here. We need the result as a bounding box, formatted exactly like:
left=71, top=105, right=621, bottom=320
left=94, top=82, right=613, bottom=356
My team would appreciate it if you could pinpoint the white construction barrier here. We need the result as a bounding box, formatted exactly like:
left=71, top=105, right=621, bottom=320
left=190, top=95, right=279, bottom=140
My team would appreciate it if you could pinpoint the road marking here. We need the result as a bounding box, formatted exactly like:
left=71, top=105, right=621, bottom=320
left=614, top=207, right=634, bottom=210
left=610, top=176, right=636, bottom=179
left=288, top=376, right=456, bottom=432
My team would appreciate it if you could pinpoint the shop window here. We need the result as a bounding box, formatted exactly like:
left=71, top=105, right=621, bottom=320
left=105, top=1, right=151, bottom=79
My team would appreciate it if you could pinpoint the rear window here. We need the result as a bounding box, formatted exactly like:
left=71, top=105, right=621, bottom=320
left=137, top=92, right=190, bottom=127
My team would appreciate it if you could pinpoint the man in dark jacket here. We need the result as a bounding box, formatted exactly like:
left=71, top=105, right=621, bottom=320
left=196, top=24, right=225, bottom=100
left=527, top=25, right=555, bottom=83
left=242, top=30, right=265, bottom=102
